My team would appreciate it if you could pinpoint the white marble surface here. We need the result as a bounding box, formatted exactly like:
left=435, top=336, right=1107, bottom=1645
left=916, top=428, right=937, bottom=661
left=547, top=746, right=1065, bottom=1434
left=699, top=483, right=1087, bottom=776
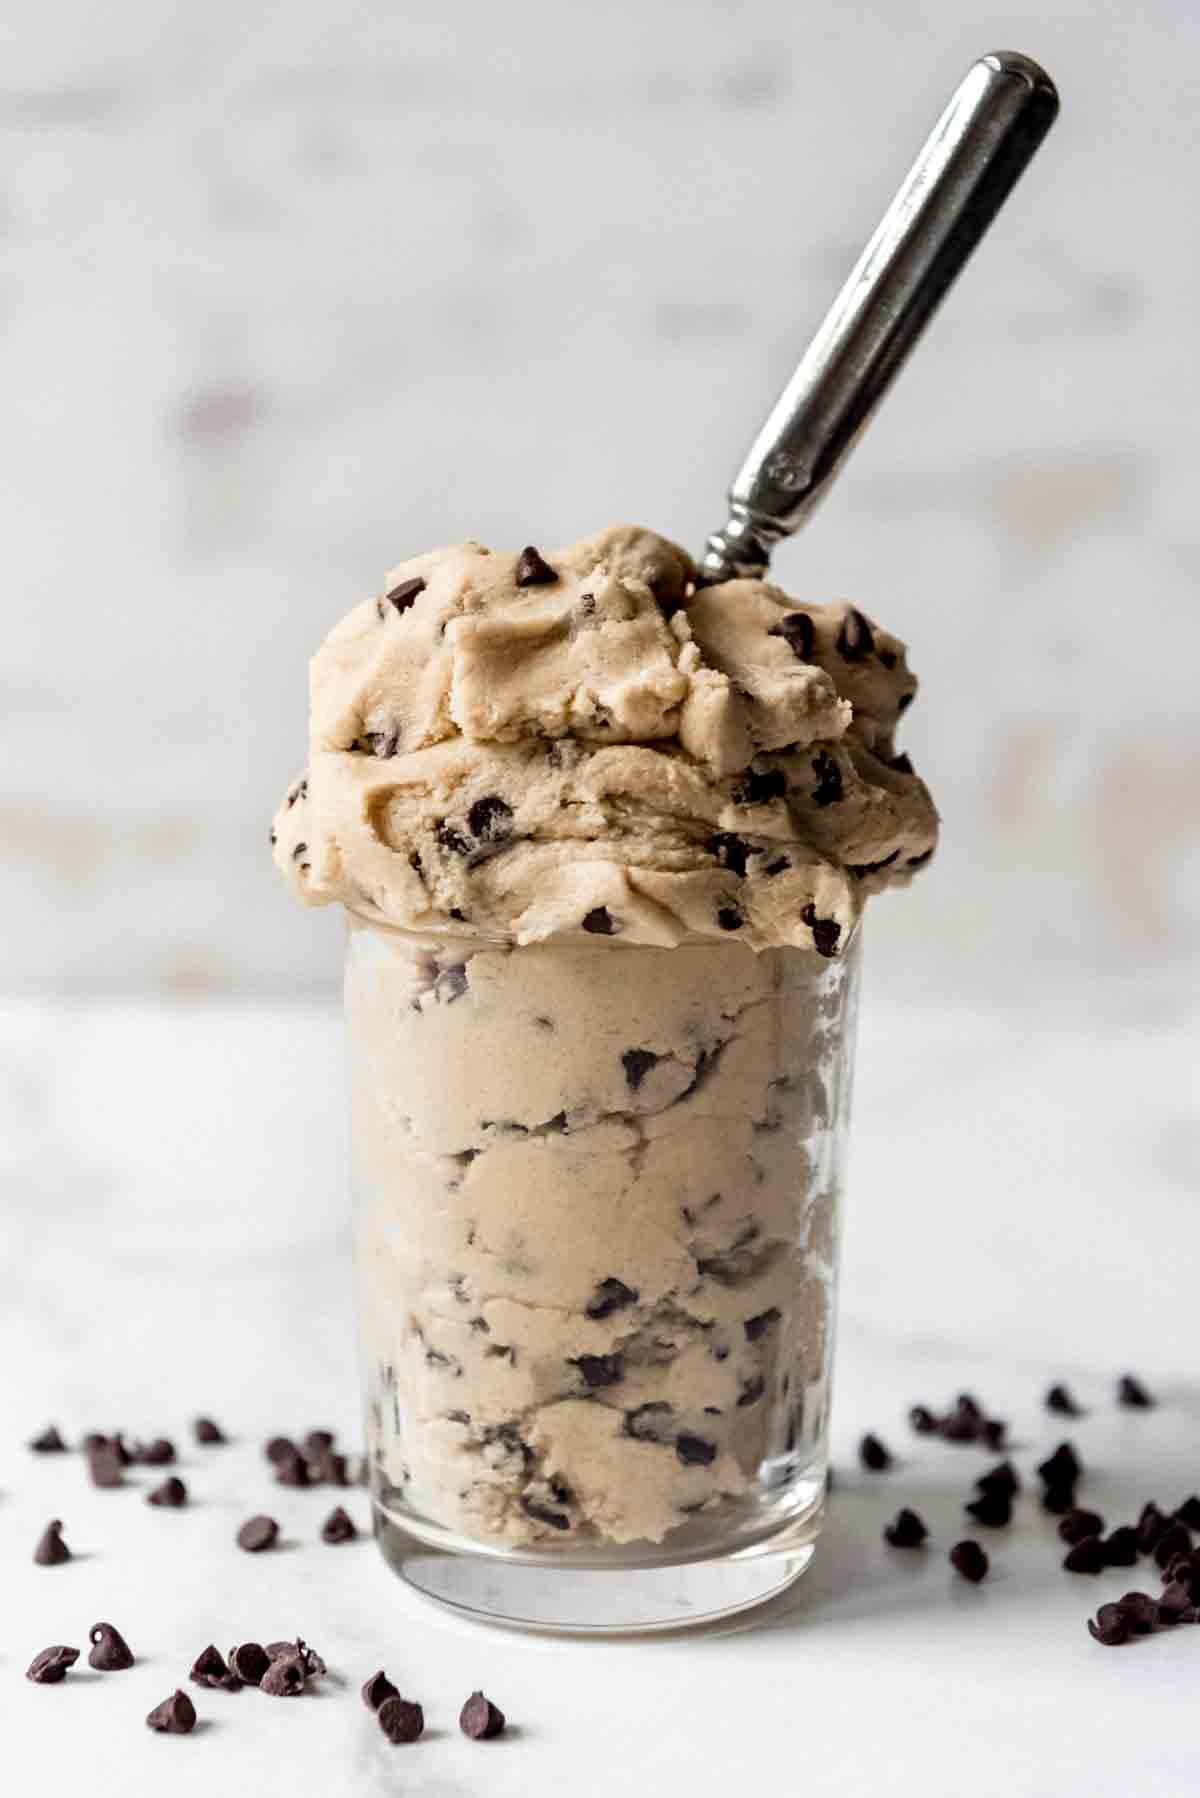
left=4, top=974, right=1197, bottom=1795
left=3, top=0, right=1200, bottom=995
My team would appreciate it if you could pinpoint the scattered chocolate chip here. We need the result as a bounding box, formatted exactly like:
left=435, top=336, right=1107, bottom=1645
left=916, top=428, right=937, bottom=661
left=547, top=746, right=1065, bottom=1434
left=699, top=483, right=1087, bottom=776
left=1158, top=1580, right=1195, bottom=1623
left=385, top=576, right=425, bottom=614
left=266, top=1435, right=299, bottom=1465
left=955, top=1393, right=982, bottom=1419
left=734, top=767, right=787, bottom=807
left=190, top=1645, right=236, bottom=1689
left=86, top=1440, right=125, bottom=1488
left=1160, top=1553, right=1200, bottom=1595
left=709, top=832, right=754, bottom=877
left=1117, top=1373, right=1154, bottom=1409
left=621, top=1049, right=659, bottom=1092
left=939, top=1409, right=981, bottom=1444
left=460, top=1690, right=506, bottom=1739
left=847, top=851, right=900, bottom=879
left=438, top=823, right=472, bottom=856
left=236, top=1514, right=279, bottom=1554
left=572, top=1353, right=624, bottom=1389
left=887, top=752, right=914, bottom=775
left=799, top=903, right=840, bottom=958
left=982, top=1419, right=1008, bottom=1451
left=291, top=841, right=307, bottom=861
left=229, top=1642, right=271, bottom=1686
left=716, top=906, right=743, bottom=931
left=310, top=1446, right=349, bottom=1486
left=1059, top=1508, right=1104, bottom=1545
left=737, top=1375, right=766, bottom=1408
left=897, top=691, right=915, bottom=714
left=1136, top=1502, right=1170, bottom=1554
left=362, top=1669, right=399, bottom=1711
left=33, top=1520, right=70, bottom=1566
left=1103, top=1526, right=1139, bottom=1568
left=273, top=1445, right=311, bottom=1488
left=27, top=1644, right=79, bottom=1684
left=767, top=610, right=815, bottom=661
left=29, top=1425, right=68, bottom=1454
left=520, top=1497, right=570, bottom=1530
left=884, top=1507, right=928, bottom=1548
left=859, top=1433, right=893, bottom=1472
left=949, top=1540, right=989, bottom=1583
left=146, top=1689, right=197, bottom=1733
left=977, top=1461, right=1020, bottom=1499
left=1038, top=1443, right=1082, bottom=1486
left=586, top=1277, right=638, bottom=1319
left=836, top=607, right=875, bottom=661
left=515, top=545, right=558, bottom=588
left=303, top=1429, right=335, bottom=1456
left=811, top=750, right=844, bottom=807
left=262, top=1654, right=307, bottom=1697
left=1088, top=1603, right=1130, bottom=1646
left=88, top=1623, right=134, bottom=1671
left=135, top=1437, right=176, bottom=1466
left=378, top=1694, right=425, bottom=1743
left=1154, top=1522, right=1193, bottom=1569
left=467, top=795, right=513, bottom=842
left=1041, top=1483, right=1078, bottom=1516
left=147, top=1476, right=188, bottom=1508
left=764, top=857, right=789, bottom=876
left=676, top=1434, right=718, bottom=1467
left=966, top=1488, right=1012, bottom=1528
left=744, top=1308, right=781, bottom=1342
left=581, top=906, right=616, bottom=935
left=908, top=1404, right=938, bottom=1435
left=1176, top=1496, right=1200, bottom=1531
left=321, top=1505, right=357, bottom=1544
left=193, top=1417, right=226, bottom=1445
left=1063, top=1536, right=1108, bottom=1574
left=625, top=1402, right=673, bottom=1442
left=1116, top=1591, right=1159, bottom=1634
left=1045, top=1383, right=1082, bottom=1416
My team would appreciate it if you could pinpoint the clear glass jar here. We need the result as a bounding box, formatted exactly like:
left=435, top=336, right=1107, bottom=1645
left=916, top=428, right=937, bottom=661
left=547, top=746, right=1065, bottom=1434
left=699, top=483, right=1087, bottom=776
left=347, top=913, right=861, bottom=1632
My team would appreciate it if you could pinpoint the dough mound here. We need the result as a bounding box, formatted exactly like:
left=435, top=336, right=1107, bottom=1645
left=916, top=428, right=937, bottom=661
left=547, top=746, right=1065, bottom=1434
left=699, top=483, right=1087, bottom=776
left=272, top=525, right=937, bottom=953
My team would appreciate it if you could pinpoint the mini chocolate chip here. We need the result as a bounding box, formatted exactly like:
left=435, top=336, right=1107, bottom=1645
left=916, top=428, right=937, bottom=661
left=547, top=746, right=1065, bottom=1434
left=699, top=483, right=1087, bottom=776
left=310, top=1446, right=350, bottom=1486
left=859, top=1433, right=893, bottom=1472
left=190, top=1645, right=236, bottom=1689
left=193, top=1417, right=225, bottom=1445
left=229, top=1642, right=271, bottom=1686
left=135, top=1438, right=176, bottom=1465
left=460, top=1689, right=507, bottom=1739
left=269, top=827, right=277, bottom=844
left=621, top=1049, right=659, bottom=1092
left=906, top=847, right=934, bottom=869
left=764, top=857, right=789, bottom=876
left=1088, top=1604, right=1130, bottom=1646
left=625, top=1402, right=673, bottom=1442
left=29, top=1425, right=68, bottom=1454
left=949, top=1540, right=989, bottom=1583
left=744, top=1307, right=781, bottom=1342
left=572, top=1353, right=624, bottom=1389
left=438, top=823, right=472, bottom=856
left=1059, top=1508, right=1105, bottom=1545
left=1038, top=1443, right=1082, bottom=1486
left=982, top=1418, right=1008, bottom=1451
left=1103, top=1526, right=1139, bottom=1567
left=87, top=1441, right=124, bottom=1488
left=303, top=1429, right=335, bottom=1455
left=363, top=1670, right=400, bottom=1711
left=581, top=906, right=617, bottom=935
left=976, top=1461, right=1020, bottom=1498
left=887, top=752, right=914, bottom=776
left=274, top=1445, right=310, bottom=1488
left=676, top=1434, right=717, bottom=1467
left=897, top=690, right=914, bottom=713
left=1137, top=1502, right=1170, bottom=1553
left=521, top=1497, right=571, bottom=1530
left=1041, top=1482, right=1078, bottom=1516
left=1176, top=1496, right=1200, bottom=1531
left=767, top=610, right=815, bottom=661
left=515, top=545, right=558, bottom=588
left=1045, top=1382, right=1082, bottom=1416
left=147, top=1476, right=188, bottom=1508
left=27, top=1644, right=79, bottom=1684
left=88, top=1623, right=135, bottom=1671
left=716, top=907, right=743, bottom=931
left=236, top=1514, right=279, bottom=1553
left=939, top=1409, right=982, bottom=1443
left=734, top=767, right=787, bottom=806
left=385, top=576, right=425, bottom=614
left=262, top=1655, right=307, bottom=1697
left=468, top=795, right=513, bottom=842
left=586, top=1277, right=638, bottom=1320
left=146, top=1689, right=197, bottom=1733
left=811, top=750, right=844, bottom=807
left=1117, top=1373, right=1155, bottom=1409
left=1158, top=1580, right=1194, bottom=1623
left=1064, top=1536, right=1108, bottom=1574
left=836, top=607, right=875, bottom=661
left=321, top=1505, right=357, bottom=1544
left=879, top=648, right=897, bottom=670
left=847, top=851, right=900, bottom=879
left=799, top=903, right=841, bottom=958
left=291, top=841, right=307, bottom=860
left=908, top=1404, right=938, bottom=1435
left=884, top=1507, right=929, bottom=1548
left=737, top=1375, right=766, bottom=1408
left=710, top=832, right=754, bottom=877
left=378, top=1694, right=425, bottom=1743
left=1116, top=1591, right=1159, bottom=1634
left=955, top=1394, right=982, bottom=1418
left=266, top=1435, right=299, bottom=1464
left=31, top=1518, right=69, bottom=1569
left=965, top=1488, right=1011, bottom=1528
left=1154, top=1523, right=1193, bottom=1568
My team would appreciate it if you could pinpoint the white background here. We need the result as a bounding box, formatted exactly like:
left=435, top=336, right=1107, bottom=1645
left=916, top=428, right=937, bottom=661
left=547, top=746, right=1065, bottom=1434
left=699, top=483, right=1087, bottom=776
left=4, top=5, right=1200, bottom=1793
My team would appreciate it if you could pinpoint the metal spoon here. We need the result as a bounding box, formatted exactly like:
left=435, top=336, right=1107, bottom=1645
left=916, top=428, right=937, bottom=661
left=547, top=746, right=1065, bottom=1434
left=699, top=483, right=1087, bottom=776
left=698, top=50, right=1060, bottom=585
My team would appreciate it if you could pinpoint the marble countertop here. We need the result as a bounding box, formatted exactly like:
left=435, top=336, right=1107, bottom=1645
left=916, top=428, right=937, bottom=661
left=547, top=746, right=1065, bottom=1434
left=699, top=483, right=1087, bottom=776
left=3, top=974, right=1197, bottom=1796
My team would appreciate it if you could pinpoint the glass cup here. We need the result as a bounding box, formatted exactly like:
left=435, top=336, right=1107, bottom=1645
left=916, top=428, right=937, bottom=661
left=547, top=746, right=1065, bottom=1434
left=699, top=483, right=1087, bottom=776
left=346, top=912, right=861, bottom=1633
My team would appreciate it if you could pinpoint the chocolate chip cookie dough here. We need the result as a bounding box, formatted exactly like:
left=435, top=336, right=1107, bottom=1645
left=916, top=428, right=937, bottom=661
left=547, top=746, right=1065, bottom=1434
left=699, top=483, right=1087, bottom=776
left=274, top=524, right=934, bottom=1550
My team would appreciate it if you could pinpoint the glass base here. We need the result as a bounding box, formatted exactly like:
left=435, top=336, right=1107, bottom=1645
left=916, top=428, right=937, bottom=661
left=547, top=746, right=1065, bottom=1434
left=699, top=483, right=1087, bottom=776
left=374, top=1501, right=819, bottom=1635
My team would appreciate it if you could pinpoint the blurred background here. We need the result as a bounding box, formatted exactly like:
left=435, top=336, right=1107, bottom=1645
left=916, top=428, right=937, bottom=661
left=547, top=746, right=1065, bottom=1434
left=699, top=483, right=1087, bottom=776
left=4, top=0, right=1197, bottom=1004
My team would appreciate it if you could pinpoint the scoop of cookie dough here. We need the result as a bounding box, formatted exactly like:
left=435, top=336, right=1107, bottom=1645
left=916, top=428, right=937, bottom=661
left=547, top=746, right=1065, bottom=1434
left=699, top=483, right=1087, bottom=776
left=271, top=525, right=937, bottom=955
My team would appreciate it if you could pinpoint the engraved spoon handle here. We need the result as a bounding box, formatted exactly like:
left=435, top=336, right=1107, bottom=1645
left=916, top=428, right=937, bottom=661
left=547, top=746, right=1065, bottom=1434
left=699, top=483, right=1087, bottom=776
left=699, top=50, right=1059, bottom=584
